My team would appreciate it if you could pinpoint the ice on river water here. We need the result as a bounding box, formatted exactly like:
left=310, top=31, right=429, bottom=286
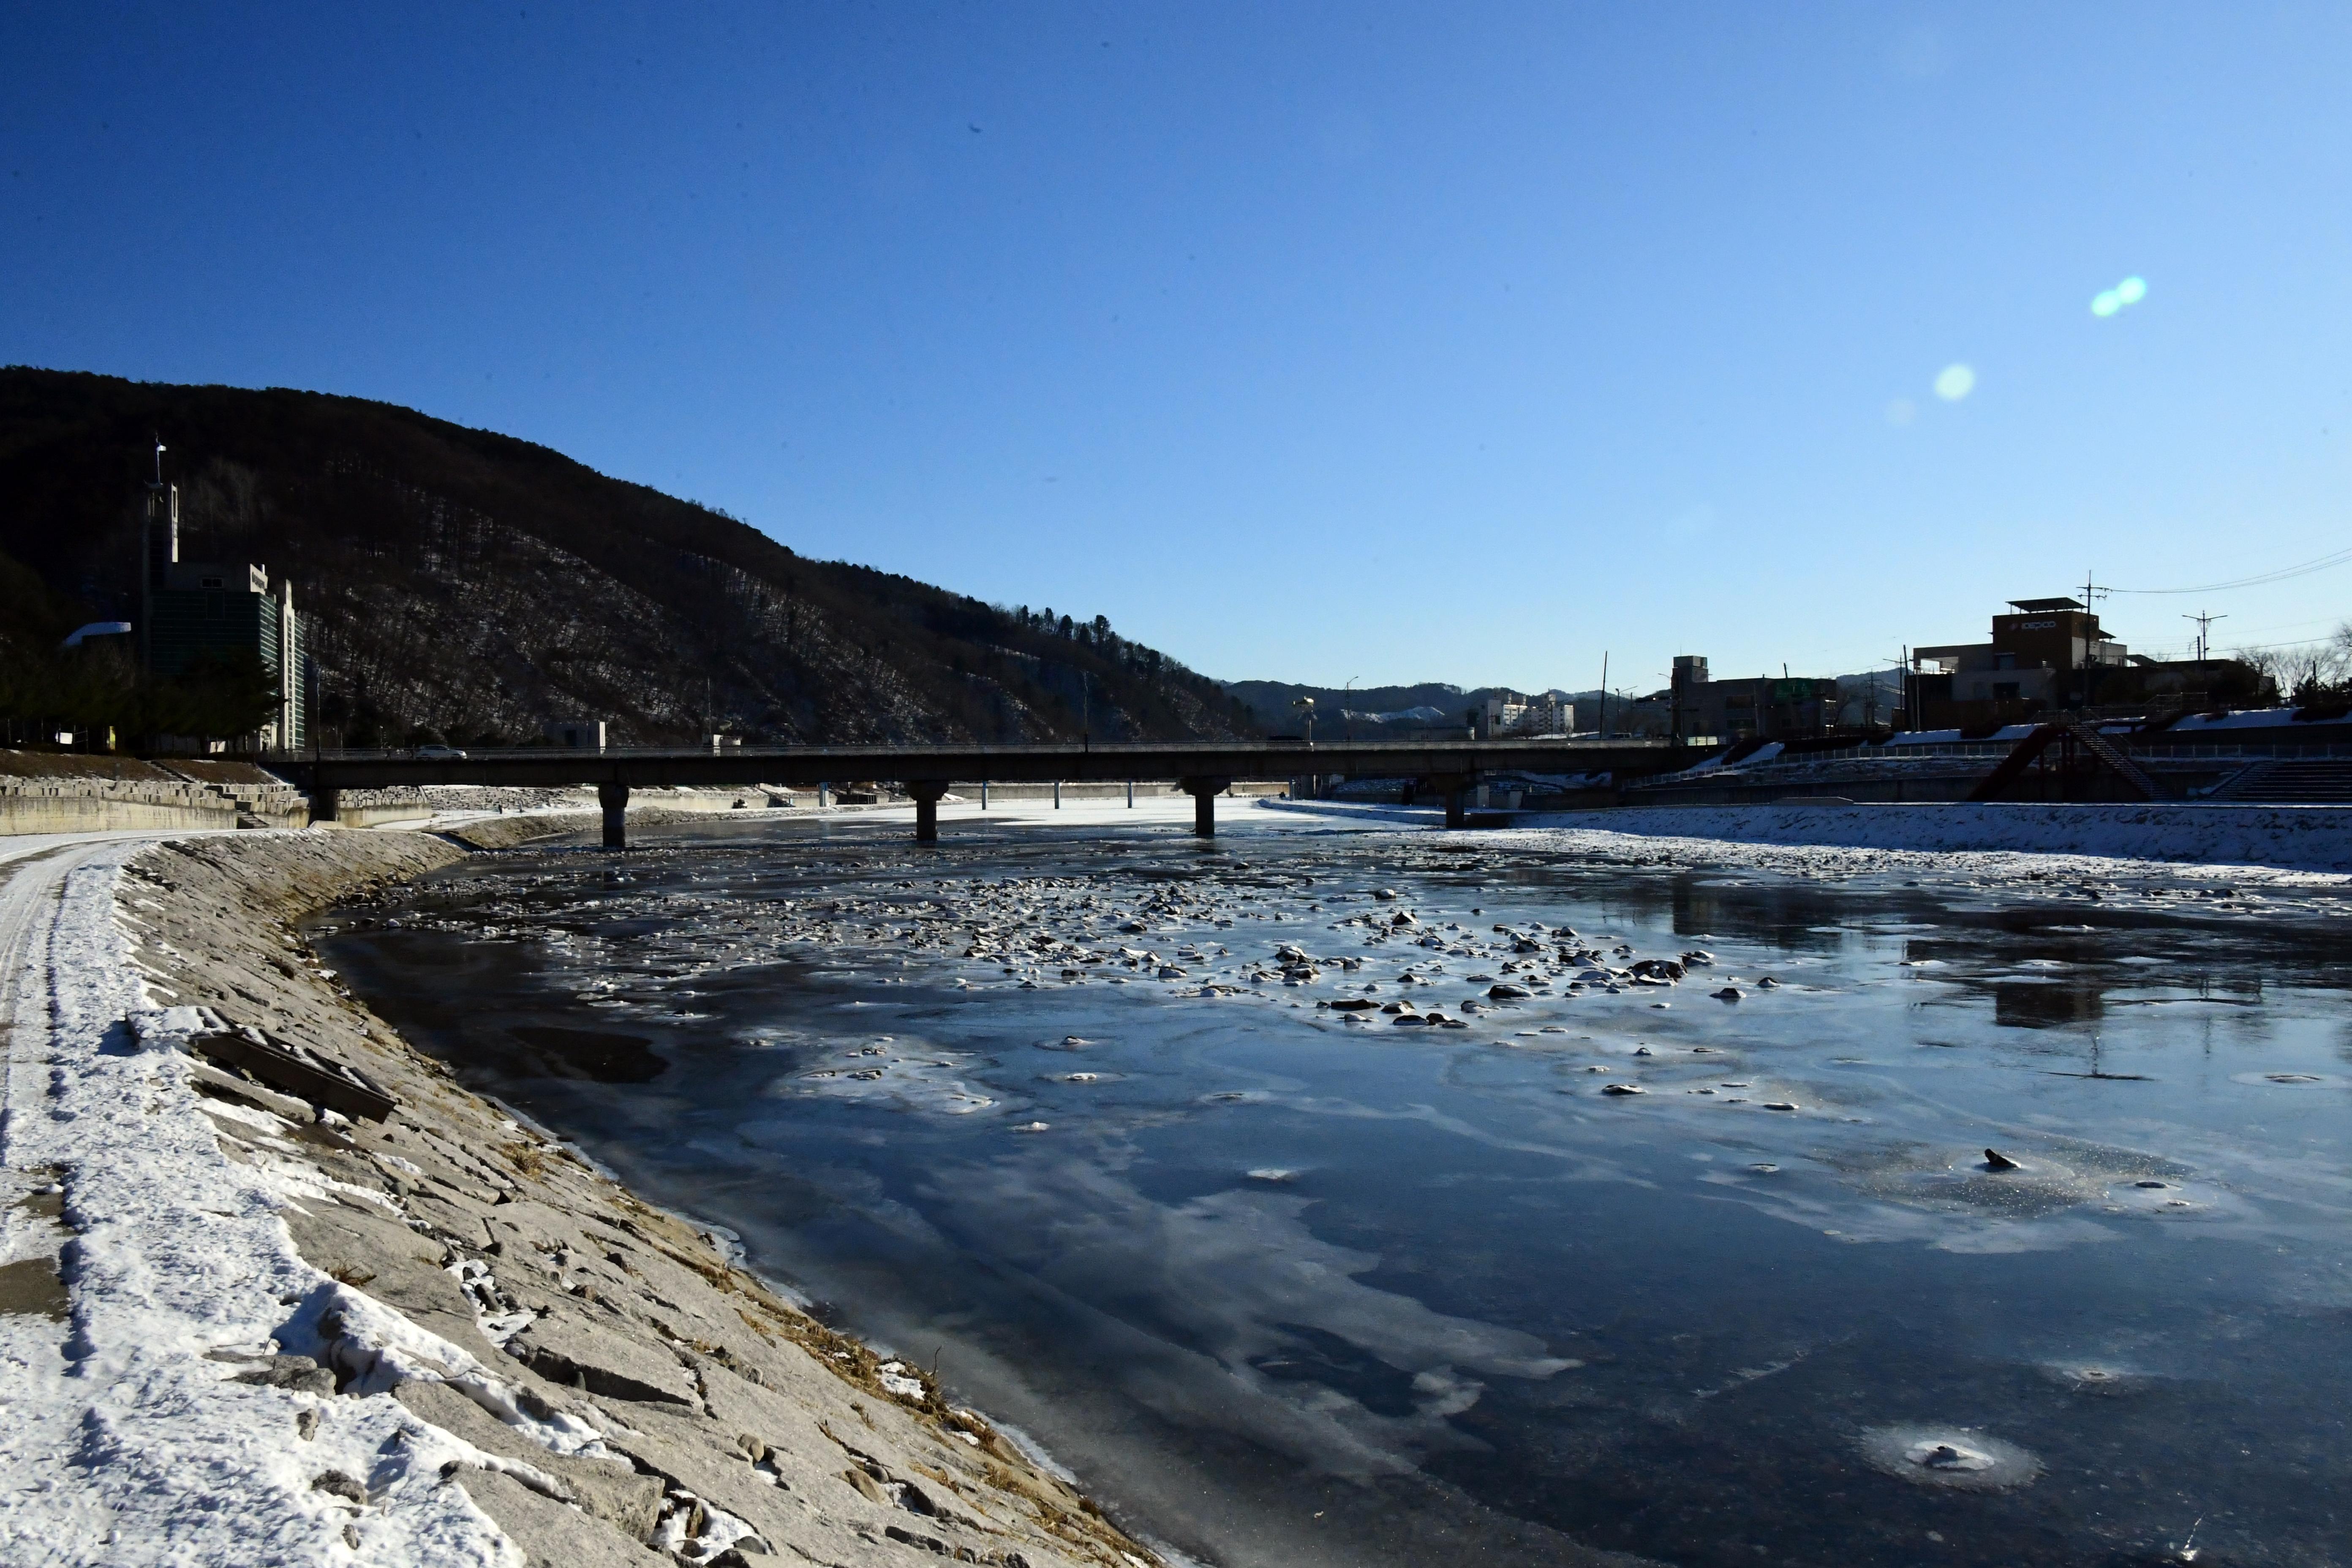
left=313, top=808, right=2352, bottom=1568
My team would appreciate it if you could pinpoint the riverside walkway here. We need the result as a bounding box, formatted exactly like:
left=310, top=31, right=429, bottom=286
left=275, top=738, right=1688, bottom=846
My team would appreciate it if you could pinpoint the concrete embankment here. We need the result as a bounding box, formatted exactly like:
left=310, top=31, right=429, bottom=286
left=109, top=828, right=1157, bottom=1567
left=0, top=753, right=818, bottom=836
left=0, top=749, right=309, bottom=833
left=336, top=786, right=792, bottom=830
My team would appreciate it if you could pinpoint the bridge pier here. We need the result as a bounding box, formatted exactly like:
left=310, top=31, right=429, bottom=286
left=907, top=781, right=949, bottom=842
left=599, top=781, right=629, bottom=849
left=307, top=785, right=339, bottom=825
left=1423, top=773, right=1473, bottom=829
left=1179, top=776, right=1231, bottom=838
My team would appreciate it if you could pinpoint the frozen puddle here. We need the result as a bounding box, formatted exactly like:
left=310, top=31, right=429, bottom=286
left=1858, top=1426, right=2043, bottom=1491
left=797, top=1039, right=997, bottom=1114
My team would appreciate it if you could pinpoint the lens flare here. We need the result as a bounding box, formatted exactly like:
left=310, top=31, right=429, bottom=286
left=2091, top=275, right=2148, bottom=316
left=1933, top=363, right=1975, bottom=401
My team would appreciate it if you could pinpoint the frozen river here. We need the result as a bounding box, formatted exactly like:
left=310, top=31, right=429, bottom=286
left=315, top=803, right=2352, bottom=1567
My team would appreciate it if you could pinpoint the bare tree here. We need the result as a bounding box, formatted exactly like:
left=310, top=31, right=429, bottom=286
left=2236, top=632, right=2352, bottom=706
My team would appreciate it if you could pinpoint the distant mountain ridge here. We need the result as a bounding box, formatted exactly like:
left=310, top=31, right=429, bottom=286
left=0, top=369, right=1256, bottom=748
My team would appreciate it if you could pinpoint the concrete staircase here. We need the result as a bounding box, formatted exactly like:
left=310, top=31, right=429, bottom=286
left=1967, top=719, right=2164, bottom=802
left=2210, top=760, right=2352, bottom=803
left=150, top=763, right=310, bottom=827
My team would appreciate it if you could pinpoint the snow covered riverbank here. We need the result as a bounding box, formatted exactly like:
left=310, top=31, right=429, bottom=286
left=0, top=828, right=1159, bottom=1568
left=1265, top=798, right=2352, bottom=875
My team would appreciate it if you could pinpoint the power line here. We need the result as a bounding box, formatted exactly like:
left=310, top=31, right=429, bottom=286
left=2107, top=543, right=2352, bottom=596
left=2167, top=630, right=2347, bottom=657
left=2111, top=613, right=2344, bottom=660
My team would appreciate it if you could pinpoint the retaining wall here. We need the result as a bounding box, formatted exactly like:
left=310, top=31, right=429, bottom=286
left=0, top=795, right=242, bottom=834
left=0, top=750, right=311, bottom=835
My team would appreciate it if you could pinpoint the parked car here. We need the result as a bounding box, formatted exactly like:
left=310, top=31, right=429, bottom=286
left=414, top=744, right=468, bottom=760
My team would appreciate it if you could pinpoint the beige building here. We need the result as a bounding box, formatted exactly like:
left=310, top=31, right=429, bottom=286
left=1911, top=597, right=2138, bottom=724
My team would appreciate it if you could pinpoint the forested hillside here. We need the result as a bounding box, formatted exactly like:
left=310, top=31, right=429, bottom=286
left=0, top=368, right=1257, bottom=748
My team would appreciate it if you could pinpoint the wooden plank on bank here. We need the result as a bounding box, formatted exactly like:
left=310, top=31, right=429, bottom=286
left=188, top=1022, right=398, bottom=1123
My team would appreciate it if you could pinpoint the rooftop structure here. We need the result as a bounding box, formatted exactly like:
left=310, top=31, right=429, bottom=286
left=1906, top=594, right=2269, bottom=726
left=1910, top=598, right=2130, bottom=722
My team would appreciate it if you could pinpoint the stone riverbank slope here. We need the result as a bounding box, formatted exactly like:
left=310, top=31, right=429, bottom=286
left=40, top=827, right=1162, bottom=1568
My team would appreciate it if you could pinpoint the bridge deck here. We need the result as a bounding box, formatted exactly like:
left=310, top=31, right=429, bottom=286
left=273, top=738, right=1684, bottom=792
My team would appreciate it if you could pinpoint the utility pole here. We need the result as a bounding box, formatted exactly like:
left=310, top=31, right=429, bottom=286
left=1292, top=695, right=1318, bottom=799
left=1881, top=646, right=1911, bottom=731
left=2184, top=611, right=2224, bottom=707
left=2183, top=611, right=2223, bottom=666
left=2075, top=569, right=2110, bottom=708
left=1598, top=651, right=1609, bottom=737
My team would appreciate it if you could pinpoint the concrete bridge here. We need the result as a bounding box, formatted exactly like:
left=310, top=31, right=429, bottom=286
left=276, top=738, right=1687, bottom=847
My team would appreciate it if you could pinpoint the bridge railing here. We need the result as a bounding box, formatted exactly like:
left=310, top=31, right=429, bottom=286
left=264, top=737, right=1668, bottom=764
left=270, top=742, right=1312, bottom=762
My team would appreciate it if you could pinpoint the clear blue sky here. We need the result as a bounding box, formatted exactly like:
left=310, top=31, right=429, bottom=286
left=6, top=3, right=2349, bottom=691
